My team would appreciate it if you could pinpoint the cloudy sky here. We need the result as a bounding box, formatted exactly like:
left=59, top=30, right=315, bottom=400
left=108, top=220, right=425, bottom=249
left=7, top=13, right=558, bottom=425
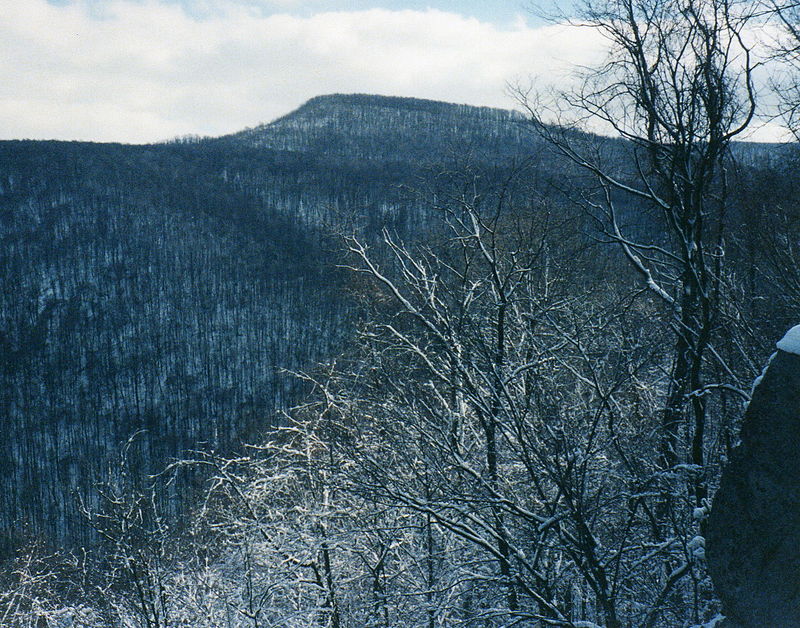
left=0, top=0, right=782, bottom=143
left=0, top=0, right=612, bottom=142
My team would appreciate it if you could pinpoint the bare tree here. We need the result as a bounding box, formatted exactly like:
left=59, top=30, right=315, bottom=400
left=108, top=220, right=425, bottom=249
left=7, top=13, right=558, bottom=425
left=518, top=0, right=760, bottom=513
left=81, top=433, right=175, bottom=628
left=294, top=168, right=715, bottom=626
left=0, top=543, right=103, bottom=627
left=766, top=0, right=800, bottom=136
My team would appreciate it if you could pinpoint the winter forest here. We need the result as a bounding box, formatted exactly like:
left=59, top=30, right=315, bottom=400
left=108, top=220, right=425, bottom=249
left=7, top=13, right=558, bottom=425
left=2, top=0, right=800, bottom=626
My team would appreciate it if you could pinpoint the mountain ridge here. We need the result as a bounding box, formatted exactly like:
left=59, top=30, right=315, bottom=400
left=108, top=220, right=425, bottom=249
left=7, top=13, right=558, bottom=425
left=1, top=93, right=541, bottom=549
left=219, top=92, right=538, bottom=164
left=0, top=90, right=789, bottom=552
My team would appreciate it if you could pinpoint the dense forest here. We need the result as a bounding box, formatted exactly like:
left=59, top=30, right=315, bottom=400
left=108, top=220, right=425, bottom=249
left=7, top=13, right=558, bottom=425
left=0, top=94, right=559, bottom=548
left=2, top=0, right=800, bottom=625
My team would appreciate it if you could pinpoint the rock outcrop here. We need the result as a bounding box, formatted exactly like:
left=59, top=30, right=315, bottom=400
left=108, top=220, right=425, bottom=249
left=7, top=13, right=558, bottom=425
left=707, top=325, right=800, bottom=627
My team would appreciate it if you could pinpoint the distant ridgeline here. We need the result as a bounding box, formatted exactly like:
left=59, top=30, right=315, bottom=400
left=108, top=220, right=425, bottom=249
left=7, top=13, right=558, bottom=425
left=223, top=93, right=532, bottom=164
left=0, top=93, right=785, bottom=551
left=0, top=94, right=549, bottom=550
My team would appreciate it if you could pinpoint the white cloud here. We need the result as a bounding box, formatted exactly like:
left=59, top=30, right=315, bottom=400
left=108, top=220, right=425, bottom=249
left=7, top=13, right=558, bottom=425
left=2, top=1, right=783, bottom=144
left=0, top=0, right=607, bottom=142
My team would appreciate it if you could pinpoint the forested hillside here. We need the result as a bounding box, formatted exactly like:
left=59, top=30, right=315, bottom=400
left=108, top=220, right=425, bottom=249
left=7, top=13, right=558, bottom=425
left=0, top=94, right=550, bottom=549
left=1, top=85, right=798, bottom=626
left=225, top=93, right=535, bottom=164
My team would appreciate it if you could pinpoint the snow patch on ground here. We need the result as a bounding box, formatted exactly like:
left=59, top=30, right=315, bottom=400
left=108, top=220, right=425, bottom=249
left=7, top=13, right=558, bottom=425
left=777, top=324, right=800, bottom=355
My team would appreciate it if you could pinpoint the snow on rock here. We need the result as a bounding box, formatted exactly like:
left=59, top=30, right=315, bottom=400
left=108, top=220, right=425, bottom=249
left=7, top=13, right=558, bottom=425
left=776, top=324, right=800, bottom=355
left=707, top=339, right=800, bottom=627
left=690, top=614, right=726, bottom=628
left=751, top=352, right=776, bottom=397
left=744, top=323, right=800, bottom=414
left=689, top=535, right=706, bottom=561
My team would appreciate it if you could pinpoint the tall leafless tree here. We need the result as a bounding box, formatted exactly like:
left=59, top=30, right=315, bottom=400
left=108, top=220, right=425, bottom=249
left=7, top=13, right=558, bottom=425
left=518, top=0, right=760, bottom=512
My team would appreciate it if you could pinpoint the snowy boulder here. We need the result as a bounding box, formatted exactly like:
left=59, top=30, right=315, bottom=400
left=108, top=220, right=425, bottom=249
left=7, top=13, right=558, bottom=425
left=707, top=325, right=800, bottom=627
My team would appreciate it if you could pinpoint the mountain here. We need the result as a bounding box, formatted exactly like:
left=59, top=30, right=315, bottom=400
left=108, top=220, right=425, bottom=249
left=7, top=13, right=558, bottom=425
left=0, top=94, right=546, bottom=550
left=1, top=93, right=788, bottom=553
left=222, top=93, right=538, bottom=164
